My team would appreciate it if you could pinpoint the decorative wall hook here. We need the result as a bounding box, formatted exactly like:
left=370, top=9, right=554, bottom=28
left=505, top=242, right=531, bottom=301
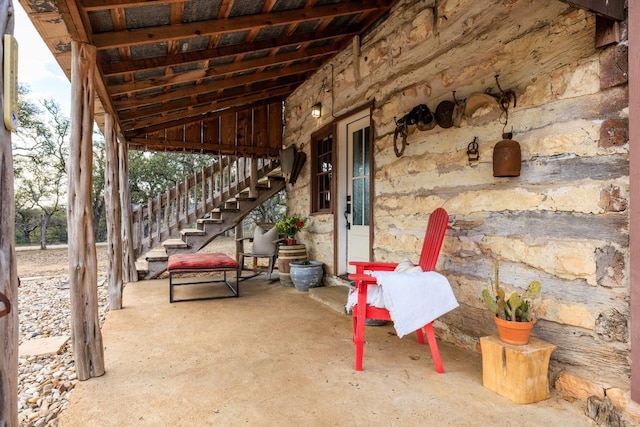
left=467, top=137, right=480, bottom=166
left=494, top=74, right=517, bottom=132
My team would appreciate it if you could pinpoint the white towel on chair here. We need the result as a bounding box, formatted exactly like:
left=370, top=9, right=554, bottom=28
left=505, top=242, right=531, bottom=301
left=371, top=271, right=459, bottom=338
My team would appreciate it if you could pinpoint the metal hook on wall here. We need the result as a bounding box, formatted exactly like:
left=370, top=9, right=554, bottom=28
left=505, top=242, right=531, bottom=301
left=494, top=74, right=517, bottom=133
left=467, top=137, right=480, bottom=166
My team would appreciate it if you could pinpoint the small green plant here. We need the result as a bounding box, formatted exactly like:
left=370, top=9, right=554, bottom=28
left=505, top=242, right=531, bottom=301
left=482, top=260, right=541, bottom=322
left=275, top=215, right=306, bottom=238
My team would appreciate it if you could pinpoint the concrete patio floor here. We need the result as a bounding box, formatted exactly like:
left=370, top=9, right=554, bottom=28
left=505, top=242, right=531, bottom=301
left=58, top=276, right=595, bottom=427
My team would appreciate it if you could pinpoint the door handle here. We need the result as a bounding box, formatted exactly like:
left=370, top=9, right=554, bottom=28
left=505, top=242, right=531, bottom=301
left=344, top=204, right=351, bottom=230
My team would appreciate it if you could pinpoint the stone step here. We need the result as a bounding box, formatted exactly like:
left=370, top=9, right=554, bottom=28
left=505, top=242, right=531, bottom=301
left=308, top=285, right=349, bottom=315
left=19, top=336, right=70, bottom=357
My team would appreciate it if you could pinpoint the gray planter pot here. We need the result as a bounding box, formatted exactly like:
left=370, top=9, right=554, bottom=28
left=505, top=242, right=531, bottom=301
left=289, top=260, right=324, bottom=292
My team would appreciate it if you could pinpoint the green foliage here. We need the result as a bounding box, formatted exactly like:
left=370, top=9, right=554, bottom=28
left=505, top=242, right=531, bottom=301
left=92, top=135, right=107, bottom=242
left=244, top=190, right=287, bottom=232
left=275, top=215, right=307, bottom=237
left=482, top=260, right=542, bottom=322
left=15, top=208, right=40, bottom=245
left=127, top=151, right=213, bottom=204
left=13, top=85, right=70, bottom=248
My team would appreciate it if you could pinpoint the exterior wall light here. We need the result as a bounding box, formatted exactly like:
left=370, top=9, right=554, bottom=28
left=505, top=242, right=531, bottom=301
left=311, top=103, right=322, bottom=118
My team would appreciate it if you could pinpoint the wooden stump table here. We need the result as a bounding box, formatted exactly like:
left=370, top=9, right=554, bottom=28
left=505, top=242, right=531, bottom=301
left=480, top=335, right=557, bottom=404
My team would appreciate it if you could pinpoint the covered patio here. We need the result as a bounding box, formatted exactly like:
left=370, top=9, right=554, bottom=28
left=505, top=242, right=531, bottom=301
left=2, top=0, right=637, bottom=425
left=58, top=276, right=593, bottom=426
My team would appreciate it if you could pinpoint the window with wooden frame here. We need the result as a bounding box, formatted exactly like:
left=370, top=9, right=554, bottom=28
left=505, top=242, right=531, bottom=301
left=311, top=125, right=335, bottom=214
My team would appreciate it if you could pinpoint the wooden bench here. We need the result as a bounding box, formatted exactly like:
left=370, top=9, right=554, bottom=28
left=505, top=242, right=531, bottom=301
left=168, top=253, right=240, bottom=303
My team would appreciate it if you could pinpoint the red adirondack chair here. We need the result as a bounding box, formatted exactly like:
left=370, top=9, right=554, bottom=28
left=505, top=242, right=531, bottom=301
left=348, top=207, right=450, bottom=372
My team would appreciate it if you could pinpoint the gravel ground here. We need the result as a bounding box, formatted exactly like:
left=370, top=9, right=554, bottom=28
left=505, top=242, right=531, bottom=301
left=15, top=237, right=236, bottom=427
left=16, top=246, right=110, bottom=427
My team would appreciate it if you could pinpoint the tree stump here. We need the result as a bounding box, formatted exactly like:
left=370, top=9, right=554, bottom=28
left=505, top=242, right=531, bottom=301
left=480, top=335, right=556, bottom=404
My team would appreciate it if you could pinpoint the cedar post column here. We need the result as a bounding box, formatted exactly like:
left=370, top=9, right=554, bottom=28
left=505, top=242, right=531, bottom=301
left=0, top=2, right=18, bottom=425
left=249, top=158, right=258, bottom=198
left=105, top=113, right=123, bottom=309
left=629, top=0, right=640, bottom=403
left=119, top=135, right=138, bottom=282
left=68, top=40, right=105, bottom=380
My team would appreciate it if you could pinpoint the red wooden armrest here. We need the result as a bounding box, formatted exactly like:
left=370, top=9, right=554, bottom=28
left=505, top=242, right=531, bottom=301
left=348, top=261, right=398, bottom=274
left=347, top=273, right=378, bottom=286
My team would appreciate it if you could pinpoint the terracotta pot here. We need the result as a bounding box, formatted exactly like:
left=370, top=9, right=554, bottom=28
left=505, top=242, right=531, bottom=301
left=494, top=316, right=534, bottom=345
left=286, top=238, right=297, bottom=246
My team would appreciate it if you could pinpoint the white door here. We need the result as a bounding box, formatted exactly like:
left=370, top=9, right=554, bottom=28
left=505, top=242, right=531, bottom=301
left=345, top=115, right=371, bottom=272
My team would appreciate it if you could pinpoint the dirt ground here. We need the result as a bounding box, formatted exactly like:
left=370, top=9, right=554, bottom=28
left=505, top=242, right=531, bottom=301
left=16, top=245, right=109, bottom=279
left=14, top=239, right=596, bottom=426
left=15, top=236, right=238, bottom=279
left=55, top=276, right=594, bottom=427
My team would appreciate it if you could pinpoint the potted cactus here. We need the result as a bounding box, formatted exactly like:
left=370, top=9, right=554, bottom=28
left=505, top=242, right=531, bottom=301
left=482, top=260, right=542, bottom=345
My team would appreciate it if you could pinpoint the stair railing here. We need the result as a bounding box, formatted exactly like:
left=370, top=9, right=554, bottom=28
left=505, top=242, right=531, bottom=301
left=131, top=155, right=277, bottom=257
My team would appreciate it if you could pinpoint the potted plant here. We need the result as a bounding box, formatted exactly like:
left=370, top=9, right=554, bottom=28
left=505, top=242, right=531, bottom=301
left=482, top=260, right=542, bottom=345
left=276, top=215, right=306, bottom=245
left=289, top=260, right=324, bottom=292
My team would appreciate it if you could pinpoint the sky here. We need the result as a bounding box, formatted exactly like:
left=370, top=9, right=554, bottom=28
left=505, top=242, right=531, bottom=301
left=14, top=2, right=72, bottom=116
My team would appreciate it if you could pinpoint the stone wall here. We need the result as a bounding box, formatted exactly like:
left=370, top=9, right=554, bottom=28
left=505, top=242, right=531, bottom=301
left=283, top=0, right=632, bottom=419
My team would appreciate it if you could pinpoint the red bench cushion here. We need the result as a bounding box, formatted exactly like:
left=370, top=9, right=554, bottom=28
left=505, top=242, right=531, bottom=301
left=168, top=253, right=239, bottom=271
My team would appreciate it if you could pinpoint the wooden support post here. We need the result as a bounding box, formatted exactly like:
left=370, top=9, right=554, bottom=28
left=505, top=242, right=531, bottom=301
left=147, top=198, right=154, bottom=248
left=0, top=3, right=19, bottom=425
left=184, top=175, right=190, bottom=223
left=68, top=40, right=105, bottom=380
left=249, top=158, right=258, bottom=198
left=480, top=335, right=556, bottom=404
left=235, top=222, right=244, bottom=263
left=118, top=137, right=138, bottom=282
left=174, top=181, right=180, bottom=230
left=201, top=167, right=206, bottom=216
left=105, top=113, right=123, bottom=309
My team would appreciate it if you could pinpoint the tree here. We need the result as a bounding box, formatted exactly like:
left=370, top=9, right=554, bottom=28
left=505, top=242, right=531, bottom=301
left=244, top=190, right=287, bottom=230
left=127, top=150, right=212, bottom=204
left=13, top=86, right=70, bottom=249
left=14, top=207, right=39, bottom=245
left=92, top=133, right=107, bottom=242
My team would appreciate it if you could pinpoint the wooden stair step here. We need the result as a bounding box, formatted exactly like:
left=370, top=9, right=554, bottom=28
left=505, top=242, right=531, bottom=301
left=180, top=228, right=206, bottom=237
left=197, top=218, right=223, bottom=225
left=135, top=259, right=149, bottom=273
left=146, top=248, right=168, bottom=261
left=162, top=238, right=188, bottom=249
left=235, top=194, right=257, bottom=201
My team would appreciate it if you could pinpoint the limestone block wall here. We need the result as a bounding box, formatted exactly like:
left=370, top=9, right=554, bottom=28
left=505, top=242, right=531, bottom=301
left=283, top=0, right=631, bottom=416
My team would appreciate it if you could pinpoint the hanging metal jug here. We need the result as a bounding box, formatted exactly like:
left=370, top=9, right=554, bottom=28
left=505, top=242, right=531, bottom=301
left=493, top=132, right=521, bottom=177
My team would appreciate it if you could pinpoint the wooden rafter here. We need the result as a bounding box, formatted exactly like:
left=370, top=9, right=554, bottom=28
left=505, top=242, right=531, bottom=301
left=90, top=2, right=391, bottom=49
left=22, top=0, right=400, bottom=155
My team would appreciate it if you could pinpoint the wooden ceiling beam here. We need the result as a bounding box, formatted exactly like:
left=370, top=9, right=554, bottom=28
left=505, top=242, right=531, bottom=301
left=80, top=0, right=186, bottom=12
left=101, top=26, right=359, bottom=77
left=127, top=138, right=281, bottom=157
left=126, top=97, right=285, bottom=137
left=122, top=86, right=294, bottom=131
left=57, top=0, right=119, bottom=119
left=112, top=61, right=318, bottom=109
left=107, top=46, right=334, bottom=96
left=118, top=76, right=303, bottom=121
left=91, top=1, right=393, bottom=49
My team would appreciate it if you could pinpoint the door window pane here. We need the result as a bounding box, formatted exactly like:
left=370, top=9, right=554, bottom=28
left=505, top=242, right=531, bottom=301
left=353, top=178, right=363, bottom=226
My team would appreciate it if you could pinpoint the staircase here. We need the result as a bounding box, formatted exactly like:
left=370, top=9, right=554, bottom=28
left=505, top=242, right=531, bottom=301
left=132, top=156, right=285, bottom=280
